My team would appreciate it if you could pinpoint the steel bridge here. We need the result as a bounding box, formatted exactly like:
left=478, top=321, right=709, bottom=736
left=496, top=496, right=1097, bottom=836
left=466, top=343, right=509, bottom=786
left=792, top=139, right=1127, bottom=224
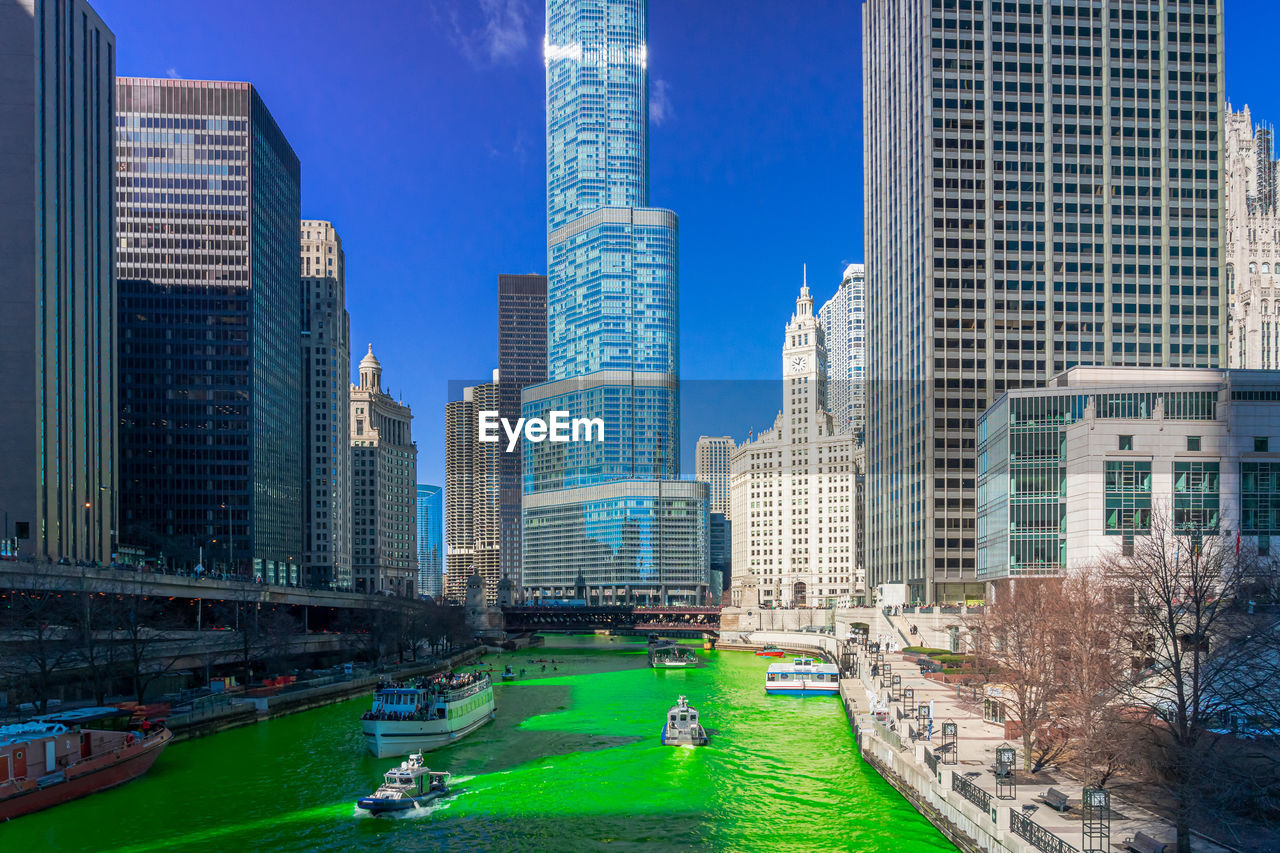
left=501, top=605, right=721, bottom=636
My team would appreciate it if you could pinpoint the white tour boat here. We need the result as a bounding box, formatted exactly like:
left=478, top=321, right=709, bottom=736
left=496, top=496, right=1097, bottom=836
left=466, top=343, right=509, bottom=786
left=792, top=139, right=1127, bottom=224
left=360, top=671, right=495, bottom=758
left=764, top=657, right=840, bottom=696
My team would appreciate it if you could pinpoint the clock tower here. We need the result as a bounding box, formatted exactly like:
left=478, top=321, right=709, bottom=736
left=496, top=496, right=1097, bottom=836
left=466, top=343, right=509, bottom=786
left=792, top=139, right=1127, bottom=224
left=781, top=269, right=827, bottom=442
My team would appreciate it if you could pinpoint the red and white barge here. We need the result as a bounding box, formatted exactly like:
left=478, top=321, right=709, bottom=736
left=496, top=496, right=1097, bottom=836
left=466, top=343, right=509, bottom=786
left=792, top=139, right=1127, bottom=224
left=0, top=707, right=172, bottom=821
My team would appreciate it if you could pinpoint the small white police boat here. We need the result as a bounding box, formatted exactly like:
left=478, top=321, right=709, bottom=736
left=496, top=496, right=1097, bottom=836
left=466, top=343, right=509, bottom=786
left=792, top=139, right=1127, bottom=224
left=356, top=753, right=451, bottom=815
left=764, top=657, right=840, bottom=696
left=661, top=695, right=708, bottom=746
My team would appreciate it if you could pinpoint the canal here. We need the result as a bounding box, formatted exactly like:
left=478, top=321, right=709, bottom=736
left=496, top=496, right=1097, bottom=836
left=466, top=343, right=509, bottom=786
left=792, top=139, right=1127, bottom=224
left=3, top=637, right=953, bottom=852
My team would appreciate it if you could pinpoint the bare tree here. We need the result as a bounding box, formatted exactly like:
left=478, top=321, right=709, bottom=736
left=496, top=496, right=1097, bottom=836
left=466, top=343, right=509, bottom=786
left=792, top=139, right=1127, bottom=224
left=969, top=577, right=1067, bottom=772
left=1104, top=511, right=1280, bottom=853
left=0, top=577, right=78, bottom=714
left=68, top=587, right=127, bottom=706
left=1055, top=568, right=1132, bottom=787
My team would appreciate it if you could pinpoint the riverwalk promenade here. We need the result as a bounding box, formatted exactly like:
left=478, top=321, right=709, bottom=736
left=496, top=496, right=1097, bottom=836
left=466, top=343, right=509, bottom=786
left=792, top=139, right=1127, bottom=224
left=730, top=612, right=1239, bottom=853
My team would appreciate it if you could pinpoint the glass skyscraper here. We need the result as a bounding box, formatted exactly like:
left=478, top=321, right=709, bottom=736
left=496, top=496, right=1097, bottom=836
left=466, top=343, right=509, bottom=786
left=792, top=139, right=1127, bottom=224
left=115, top=79, right=303, bottom=583
left=416, top=484, right=443, bottom=598
left=522, top=0, right=709, bottom=605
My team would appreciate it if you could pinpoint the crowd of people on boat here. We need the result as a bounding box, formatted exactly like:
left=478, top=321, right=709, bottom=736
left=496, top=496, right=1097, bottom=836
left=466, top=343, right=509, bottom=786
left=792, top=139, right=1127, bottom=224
left=362, top=671, right=489, bottom=722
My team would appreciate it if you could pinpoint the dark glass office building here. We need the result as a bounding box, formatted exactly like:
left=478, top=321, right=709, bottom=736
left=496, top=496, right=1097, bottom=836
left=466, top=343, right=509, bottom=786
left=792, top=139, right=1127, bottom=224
left=497, top=273, right=547, bottom=590
left=115, top=79, right=303, bottom=583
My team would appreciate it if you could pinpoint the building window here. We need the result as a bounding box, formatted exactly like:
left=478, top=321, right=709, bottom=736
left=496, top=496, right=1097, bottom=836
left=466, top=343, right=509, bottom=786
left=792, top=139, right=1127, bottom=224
left=1105, top=460, right=1152, bottom=535
left=1173, top=462, right=1220, bottom=535
left=1256, top=437, right=1271, bottom=453
left=1118, top=435, right=1134, bottom=451
left=1241, top=462, right=1280, bottom=535
left=1186, top=436, right=1201, bottom=452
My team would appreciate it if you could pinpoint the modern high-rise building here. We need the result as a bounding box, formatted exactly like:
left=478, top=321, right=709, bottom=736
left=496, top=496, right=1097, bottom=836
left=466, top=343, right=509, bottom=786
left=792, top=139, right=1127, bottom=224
left=709, top=512, right=731, bottom=603
left=522, top=0, right=710, bottom=605
left=818, top=263, right=867, bottom=440
left=445, top=376, right=501, bottom=605
left=729, top=282, right=862, bottom=610
left=696, top=436, right=735, bottom=517
left=115, top=78, right=303, bottom=582
left=0, top=0, right=116, bottom=564
left=416, top=484, right=444, bottom=598
left=301, top=220, right=351, bottom=589
left=863, top=1, right=1225, bottom=603
left=350, top=346, right=417, bottom=596
left=1224, top=105, right=1280, bottom=369
left=497, top=274, right=547, bottom=588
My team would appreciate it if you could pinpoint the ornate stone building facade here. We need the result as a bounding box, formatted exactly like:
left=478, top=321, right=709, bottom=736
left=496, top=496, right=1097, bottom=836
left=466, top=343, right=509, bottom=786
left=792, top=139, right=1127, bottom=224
left=730, top=281, right=863, bottom=609
left=1225, top=105, right=1280, bottom=370
left=350, top=346, right=417, bottom=596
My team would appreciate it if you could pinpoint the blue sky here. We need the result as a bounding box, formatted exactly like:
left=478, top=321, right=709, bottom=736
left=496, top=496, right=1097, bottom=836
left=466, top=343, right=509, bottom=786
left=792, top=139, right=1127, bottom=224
left=95, top=0, right=1279, bottom=486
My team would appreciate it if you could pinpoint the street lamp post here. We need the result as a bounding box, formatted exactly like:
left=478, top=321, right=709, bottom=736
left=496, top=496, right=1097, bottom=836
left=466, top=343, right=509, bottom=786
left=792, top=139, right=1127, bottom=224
left=83, top=501, right=92, bottom=562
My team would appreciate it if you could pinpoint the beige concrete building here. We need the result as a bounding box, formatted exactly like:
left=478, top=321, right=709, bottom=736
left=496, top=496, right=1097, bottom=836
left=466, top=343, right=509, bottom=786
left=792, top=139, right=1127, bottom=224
left=977, top=367, right=1280, bottom=588
left=0, top=0, right=116, bottom=563
left=730, top=280, right=863, bottom=610
left=696, top=436, right=735, bottom=518
left=863, top=0, right=1226, bottom=603
left=1225, top=105, right=1280, bottom=370
left=301, top=220, right=352, bottom=589
left=444, top=374, right=501, bottom=605
left=350, top=346, right=417, bottom=596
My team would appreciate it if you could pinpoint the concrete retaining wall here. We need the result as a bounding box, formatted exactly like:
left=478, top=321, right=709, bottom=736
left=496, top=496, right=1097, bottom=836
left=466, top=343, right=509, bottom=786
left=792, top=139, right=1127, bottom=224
left=168, top=648, right=483, bottom=743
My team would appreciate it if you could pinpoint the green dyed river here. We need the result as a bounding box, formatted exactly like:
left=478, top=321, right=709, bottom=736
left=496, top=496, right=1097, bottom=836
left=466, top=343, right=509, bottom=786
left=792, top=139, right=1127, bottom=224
left=2, top=637, right=953, bottom=852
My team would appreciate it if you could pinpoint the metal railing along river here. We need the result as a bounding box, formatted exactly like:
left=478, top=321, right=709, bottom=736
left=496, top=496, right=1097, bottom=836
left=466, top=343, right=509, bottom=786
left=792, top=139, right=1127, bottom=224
left=951, top=771, right=992, bottom=812
left=1010, top=809, right=1078, bottom=853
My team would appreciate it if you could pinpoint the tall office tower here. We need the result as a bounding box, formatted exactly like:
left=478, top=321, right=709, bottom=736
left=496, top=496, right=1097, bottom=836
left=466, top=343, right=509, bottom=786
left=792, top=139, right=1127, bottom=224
left=0, top=0, right=115, bottom=564
left=709, top=512, right=731, bottom=602
left=115, top=78, right=303, bottom=582
left=349, top=346, right=417, bottom=595
left=497, top=274, right=547, bottom=589
left=301, top=220, right=352, bottom=589
left=818, top=263, right=867, bottom=440
left=729, top=282, right=861, bottom=610
left=416, top=484, right=444, bottom=598
left=696, top=436, right=735, bottom=517
left=445, top=376, right=501, bottom=605
left=1224, top=105, right=1280, bottom=369
left=522, top=0, right=709, bottom=605
left=863, top=1, right=1225, bottom=604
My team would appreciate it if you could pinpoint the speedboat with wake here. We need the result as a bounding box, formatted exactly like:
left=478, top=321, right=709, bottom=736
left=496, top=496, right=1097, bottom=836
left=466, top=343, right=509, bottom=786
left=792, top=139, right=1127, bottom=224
left=356, top=753, right=451, bottom=815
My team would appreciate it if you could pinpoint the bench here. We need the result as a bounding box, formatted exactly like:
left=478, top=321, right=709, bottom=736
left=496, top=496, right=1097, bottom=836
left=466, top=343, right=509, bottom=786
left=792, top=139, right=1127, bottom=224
left=1126, top=832, right=1167, bottom=853
left=1037, top=788, right=1070, bottom=812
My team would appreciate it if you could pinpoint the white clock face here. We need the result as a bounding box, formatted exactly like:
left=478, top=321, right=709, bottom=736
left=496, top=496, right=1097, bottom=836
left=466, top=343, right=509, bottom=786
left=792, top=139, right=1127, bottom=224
left=788, top=355, right=807, bottom=374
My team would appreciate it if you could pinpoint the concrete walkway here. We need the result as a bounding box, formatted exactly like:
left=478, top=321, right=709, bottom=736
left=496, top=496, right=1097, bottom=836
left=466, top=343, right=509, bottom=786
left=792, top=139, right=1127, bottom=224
left=853, top=629, right=1236, bottom=853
